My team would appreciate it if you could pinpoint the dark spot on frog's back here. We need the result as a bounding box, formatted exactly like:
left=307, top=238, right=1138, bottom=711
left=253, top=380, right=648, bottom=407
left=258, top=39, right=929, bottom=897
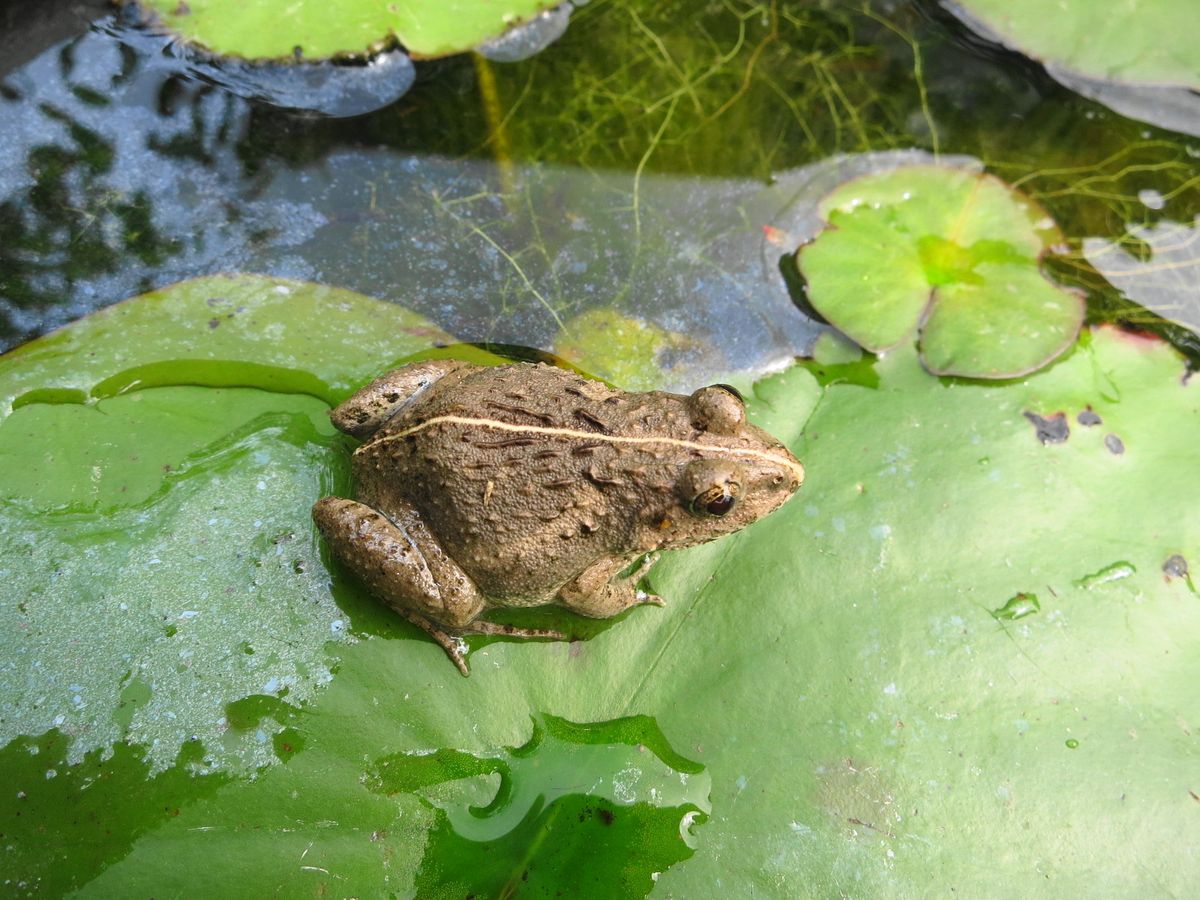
left=574, top=408, right=610, bottom=432
left=471, top=436, right=538, bottom=449
left=486, top=400, right=555, bottom=424
left=1023, top=411, right=1069, bottom=444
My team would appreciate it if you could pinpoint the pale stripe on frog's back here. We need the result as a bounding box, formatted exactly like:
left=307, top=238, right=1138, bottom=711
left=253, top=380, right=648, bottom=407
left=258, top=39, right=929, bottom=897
left=356, top=414, right=804, bottom=483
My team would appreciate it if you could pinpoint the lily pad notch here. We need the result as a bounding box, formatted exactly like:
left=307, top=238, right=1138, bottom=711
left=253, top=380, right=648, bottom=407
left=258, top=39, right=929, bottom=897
left=795, top=165, right=1085, bottom=379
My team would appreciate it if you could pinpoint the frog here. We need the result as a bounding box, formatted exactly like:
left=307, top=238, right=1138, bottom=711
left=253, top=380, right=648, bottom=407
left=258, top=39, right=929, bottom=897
left=312, top=359, right=804, bottom=675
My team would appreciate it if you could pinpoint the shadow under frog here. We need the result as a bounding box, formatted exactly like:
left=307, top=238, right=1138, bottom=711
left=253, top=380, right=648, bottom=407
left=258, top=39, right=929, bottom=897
left=313, top=360, right=803, bottom=675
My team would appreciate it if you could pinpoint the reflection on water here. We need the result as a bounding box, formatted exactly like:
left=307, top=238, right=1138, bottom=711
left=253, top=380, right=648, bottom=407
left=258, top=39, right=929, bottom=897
left=368, top=713, right=711, bottom=898
left=101, top=8, right=418, bottom=117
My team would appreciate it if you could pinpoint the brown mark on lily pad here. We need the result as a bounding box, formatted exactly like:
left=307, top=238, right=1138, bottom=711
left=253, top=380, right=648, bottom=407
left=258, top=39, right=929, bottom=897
left=1023, top=411, right=1069, bottom=444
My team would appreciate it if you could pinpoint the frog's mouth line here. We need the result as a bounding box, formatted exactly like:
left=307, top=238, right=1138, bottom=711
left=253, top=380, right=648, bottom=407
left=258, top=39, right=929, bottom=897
left=357, top=414, right=806, bottom=484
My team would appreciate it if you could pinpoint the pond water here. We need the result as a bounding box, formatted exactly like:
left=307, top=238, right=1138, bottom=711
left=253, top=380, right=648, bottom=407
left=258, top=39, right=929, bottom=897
left=2, top=0, right=1196, bottom=385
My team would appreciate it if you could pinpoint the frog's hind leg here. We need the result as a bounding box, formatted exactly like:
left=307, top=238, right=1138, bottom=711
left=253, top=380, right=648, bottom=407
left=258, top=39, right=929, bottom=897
left=329, top=359, right=471, bottom=439
left=313, top=495, right=486, bottom=664
left=312, top=496, right=565, bottom=675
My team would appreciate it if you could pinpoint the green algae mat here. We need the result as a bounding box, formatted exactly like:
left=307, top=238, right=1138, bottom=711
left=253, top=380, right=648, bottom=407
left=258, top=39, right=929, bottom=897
left=1, top=274, right=1197, bottom=895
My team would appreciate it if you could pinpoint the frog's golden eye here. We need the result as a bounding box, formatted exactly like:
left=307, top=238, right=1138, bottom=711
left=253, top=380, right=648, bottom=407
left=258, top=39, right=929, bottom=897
left=680, top=459, right=743, bottom=518
left=689, top=385, right=746, bottom=435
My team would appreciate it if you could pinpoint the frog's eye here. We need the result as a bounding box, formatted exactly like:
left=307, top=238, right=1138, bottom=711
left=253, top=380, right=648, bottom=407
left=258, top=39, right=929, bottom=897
left=689, top=385, right=746, bottom=435
left=690, top=483, right=740, bottom=517
left=679, top=459, right=744, bottom=518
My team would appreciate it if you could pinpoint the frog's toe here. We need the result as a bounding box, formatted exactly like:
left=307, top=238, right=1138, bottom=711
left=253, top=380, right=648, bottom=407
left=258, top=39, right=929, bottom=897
left=636, top=590, right=666, bottom=607
left=468, top=620, right=568, bottom=641
left=400, top=610, right=471, bottom=676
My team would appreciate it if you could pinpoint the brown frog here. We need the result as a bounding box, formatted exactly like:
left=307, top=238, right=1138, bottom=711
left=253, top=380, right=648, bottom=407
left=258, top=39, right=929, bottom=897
left=312, top=359, right=804, bottom=675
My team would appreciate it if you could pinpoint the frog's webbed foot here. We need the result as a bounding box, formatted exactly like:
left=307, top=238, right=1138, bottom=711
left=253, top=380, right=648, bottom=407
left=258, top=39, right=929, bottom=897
left=557, top=553, right=664, bottom=619
left=632, top=553, right=662, bottom=607
left=399, top=610, right=472, bottom=677
left=397, top=613, right=567, bottom=677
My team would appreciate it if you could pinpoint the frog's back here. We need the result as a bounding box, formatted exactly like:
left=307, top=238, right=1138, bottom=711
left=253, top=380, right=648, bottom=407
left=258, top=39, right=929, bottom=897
left=352, top=363, right=689, bottom=601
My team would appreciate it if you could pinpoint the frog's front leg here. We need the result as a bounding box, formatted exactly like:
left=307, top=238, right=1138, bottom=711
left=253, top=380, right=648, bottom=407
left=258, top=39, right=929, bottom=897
left=330, top=359, right=470, bottom=439
left=557, top=553, right=663, bottom=618
left=312, top=496, right=562, bottom=675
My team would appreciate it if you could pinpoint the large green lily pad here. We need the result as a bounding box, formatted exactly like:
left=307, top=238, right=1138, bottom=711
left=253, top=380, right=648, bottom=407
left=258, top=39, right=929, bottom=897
left=797, top=166, right=1085, bottom=378
left=949, top=0, right=1199, bottom=91
left=2, top=277, right=1197, bottom=894
left=127, top=0, right=563, bottom=60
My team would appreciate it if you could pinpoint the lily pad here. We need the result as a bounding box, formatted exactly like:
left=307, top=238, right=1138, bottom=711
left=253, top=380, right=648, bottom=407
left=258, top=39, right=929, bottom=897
left=2, top=278, right=1198, bottom=895
left=797, top=166, right=1085, bottom=378
left=947, top=0, right=1199, bottom=91
left=0, top=274, right=456, bottom=776
left=126, top=0, right=565, bottom=60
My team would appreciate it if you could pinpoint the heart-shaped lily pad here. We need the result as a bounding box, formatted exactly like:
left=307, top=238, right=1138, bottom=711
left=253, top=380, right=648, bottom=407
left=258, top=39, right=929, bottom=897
left=126, top=0, right=564, bottom=60
left=796, top=166, right=1085, bottom=379
left=4, top=277, right=1199, bottom=895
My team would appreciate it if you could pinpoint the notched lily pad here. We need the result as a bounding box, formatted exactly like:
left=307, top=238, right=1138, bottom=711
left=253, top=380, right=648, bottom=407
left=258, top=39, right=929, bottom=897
left=124, top=0, right=567, bottom=60
left=796, top=166, right=1085, bottom=379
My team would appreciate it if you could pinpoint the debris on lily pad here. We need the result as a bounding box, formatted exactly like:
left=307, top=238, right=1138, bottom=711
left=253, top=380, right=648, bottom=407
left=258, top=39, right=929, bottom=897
left=796, top=165, right=1085, bottom=379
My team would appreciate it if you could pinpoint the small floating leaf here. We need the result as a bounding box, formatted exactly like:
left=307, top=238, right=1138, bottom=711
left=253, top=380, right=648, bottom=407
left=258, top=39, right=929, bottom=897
left=796, top=166, right=1084, bottom=379
left=126, top=0, right=565, bottom=60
